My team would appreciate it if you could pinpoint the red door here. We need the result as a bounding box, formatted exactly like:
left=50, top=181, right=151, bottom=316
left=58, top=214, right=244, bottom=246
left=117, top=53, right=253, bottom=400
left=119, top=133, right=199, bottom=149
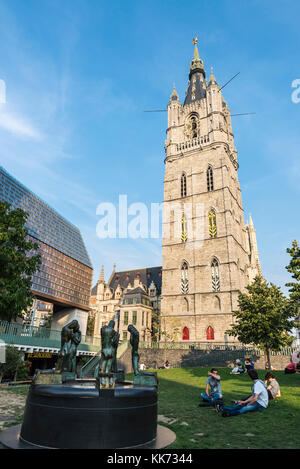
left=182, top=327, right=189, bottom=340
left=206, top=326, right=214, bottom=340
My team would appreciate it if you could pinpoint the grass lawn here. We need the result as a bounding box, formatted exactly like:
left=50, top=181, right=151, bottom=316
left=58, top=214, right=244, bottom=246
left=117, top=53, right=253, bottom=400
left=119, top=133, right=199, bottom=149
left=154, top=367, right=300, bottom=449
left=0, top=367, right=299, bottom=449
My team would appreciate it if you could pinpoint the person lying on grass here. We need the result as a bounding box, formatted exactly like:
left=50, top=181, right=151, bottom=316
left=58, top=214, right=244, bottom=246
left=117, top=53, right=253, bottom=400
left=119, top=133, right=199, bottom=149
left=199, top=368, right=223, bottom=407
left=216, top=370, right=268, bottom=417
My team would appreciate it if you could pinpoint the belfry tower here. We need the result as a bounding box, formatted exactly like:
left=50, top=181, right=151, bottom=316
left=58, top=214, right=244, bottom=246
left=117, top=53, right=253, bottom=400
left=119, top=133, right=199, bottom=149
left=161, top=38, right=261, bottom=342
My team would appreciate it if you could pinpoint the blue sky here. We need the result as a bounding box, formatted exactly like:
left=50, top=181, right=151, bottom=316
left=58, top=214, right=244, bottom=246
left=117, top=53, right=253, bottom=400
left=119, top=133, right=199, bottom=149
left=0, top=0, right=299, bottom=292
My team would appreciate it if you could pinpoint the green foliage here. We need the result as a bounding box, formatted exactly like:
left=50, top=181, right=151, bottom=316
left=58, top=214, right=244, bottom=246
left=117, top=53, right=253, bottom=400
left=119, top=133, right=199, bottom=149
left=285, top=240, right=300, bottom=312
left=77, top=356, right=91, bottom=367
left=16, top=360, right=31, bottom=380
left=0, top=202, right=41, bottom=321
left=226, top=276, right=298, bottom=354
left=0, top=345, right=24, bottom=381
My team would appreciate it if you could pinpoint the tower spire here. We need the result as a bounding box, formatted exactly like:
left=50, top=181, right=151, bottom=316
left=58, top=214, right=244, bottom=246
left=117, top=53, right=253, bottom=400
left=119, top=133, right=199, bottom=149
left=189, top=36, right=205, bottom=78
left=184, top=37, right=206, bottom=105
left=99, top=264, right=104, bottom=283
left=170, top=81, right=179, bottom=101
left=192, top=36, right=200, bottom=60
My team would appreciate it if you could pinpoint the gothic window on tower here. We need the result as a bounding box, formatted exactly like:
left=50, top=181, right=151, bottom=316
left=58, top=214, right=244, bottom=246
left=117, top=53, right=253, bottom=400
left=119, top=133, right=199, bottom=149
left=184, top=114, right=199, bottom=139
left=181, top=173, right=187, bottom=197
left=211, top=258, right=220, bottom=291
left=208, top=209, right=217, bottom=238
left=207, top=166, right=214, bottom=191
left=181, top=213, right=188, bottom=243
left=181, top=261, right=189, bottom=294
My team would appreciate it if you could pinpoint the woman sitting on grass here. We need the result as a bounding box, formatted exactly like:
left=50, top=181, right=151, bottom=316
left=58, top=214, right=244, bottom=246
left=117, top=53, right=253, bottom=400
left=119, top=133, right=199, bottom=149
left=265, top=372, right=281, bottom=400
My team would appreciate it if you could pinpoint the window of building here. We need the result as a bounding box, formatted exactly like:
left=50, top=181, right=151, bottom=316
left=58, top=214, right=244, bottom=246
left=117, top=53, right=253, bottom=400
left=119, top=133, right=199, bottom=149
left=207, top=166, right=214, bottom=191
left=124, top=311, right=129, bottom=326
left=181, top=173, right=187, bottom=197
left=182, top=327, right=189, bottom=340
left=208, top=209, right=217, bottom=238
left=214, top=295, right=221, bottom=311
left=103, top=306, right=107, bottom=312
left=181, top=261, right=189, bottom=293
left=122, top=331, right=128, bottom=341
left=142, top=311, right=144, bottom=326
left=181, top=214, right=188, bottom=243
left=211, top=258, right=220, bottom=291
left=184, top=114, right=199, bottom=139
left=206, top=326, right=214, bottom=340
left=132, top=311, right=137, bottom=325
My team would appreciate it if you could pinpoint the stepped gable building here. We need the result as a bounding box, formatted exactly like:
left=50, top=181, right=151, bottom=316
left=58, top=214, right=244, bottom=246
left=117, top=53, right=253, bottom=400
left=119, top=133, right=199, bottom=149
left=161, top=38, right=261, bottom=342
left=90, top=265, right=162, bottom=340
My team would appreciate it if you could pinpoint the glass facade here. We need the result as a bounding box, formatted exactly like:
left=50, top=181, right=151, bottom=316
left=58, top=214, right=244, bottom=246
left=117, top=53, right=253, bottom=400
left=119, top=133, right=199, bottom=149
left=0, top=167, right=93, bottom=309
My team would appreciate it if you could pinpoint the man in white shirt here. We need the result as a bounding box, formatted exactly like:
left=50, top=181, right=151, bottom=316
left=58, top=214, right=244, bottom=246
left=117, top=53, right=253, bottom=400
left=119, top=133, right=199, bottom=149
left=217, top=370, right=268, bottom=417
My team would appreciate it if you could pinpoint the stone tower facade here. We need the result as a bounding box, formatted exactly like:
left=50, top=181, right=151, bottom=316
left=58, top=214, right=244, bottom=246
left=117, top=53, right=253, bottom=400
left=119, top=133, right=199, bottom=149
left=161, top=39, right=261, bottom=343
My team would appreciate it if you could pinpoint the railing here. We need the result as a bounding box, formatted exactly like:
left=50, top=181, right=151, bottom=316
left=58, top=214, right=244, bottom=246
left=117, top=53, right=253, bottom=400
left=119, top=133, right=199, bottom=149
left=138, top=341, right=298, bottom=355
left=0, top=320, right=101, bottom=353
left=176, top=135, right=210, bottom=153
left=79, top=341, right=129, bottom=378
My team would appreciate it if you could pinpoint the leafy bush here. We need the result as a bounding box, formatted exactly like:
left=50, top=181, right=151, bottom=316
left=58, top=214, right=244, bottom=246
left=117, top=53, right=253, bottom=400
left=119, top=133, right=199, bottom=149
left=0, top=345, right=23, bottom=381
left=16, top=360, right=31, bottom=381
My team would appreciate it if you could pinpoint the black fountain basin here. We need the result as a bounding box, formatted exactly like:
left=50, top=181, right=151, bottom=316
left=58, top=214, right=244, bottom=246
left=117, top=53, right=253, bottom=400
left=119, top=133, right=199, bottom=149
left=6, top=381, right=171, bottom=449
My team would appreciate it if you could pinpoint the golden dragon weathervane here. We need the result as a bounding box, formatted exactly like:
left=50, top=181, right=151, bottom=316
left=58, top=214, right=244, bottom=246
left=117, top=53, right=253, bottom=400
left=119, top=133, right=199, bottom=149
left=193, top=36, right=198, bottom=45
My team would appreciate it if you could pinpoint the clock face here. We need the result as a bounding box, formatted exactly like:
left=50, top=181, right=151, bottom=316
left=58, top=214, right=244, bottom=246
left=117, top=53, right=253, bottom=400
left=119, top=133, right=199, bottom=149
left=184, top=115, right=199, bottom=139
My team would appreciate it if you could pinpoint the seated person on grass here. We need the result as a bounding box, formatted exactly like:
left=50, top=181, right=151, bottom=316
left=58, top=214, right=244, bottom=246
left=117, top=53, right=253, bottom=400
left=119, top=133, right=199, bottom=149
left=230, top=359, right=246, bottom=374
left=199, top=369, right=223, bottom=406
left=284, top=359, right=297, bottom=374
left=216, top=370, right=268, bottom=417
left=265, top=372, right=281, bottom=399
left=244, top=358, right=255, bottom=372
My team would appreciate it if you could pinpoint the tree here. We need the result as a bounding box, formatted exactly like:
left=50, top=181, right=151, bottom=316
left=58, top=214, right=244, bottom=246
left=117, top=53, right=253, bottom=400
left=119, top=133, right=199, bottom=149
left=226, top=275, right=298, bottom=369
left=285, top=240, right=300, bottom=312
left=0, top=345, right=23, bottom=382
left=0, top=202, right=41, bottom=322
left=160, top=316, right=182, bottom=363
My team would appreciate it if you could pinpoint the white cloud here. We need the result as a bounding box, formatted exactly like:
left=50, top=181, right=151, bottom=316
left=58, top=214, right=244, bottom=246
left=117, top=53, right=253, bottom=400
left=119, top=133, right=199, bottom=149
left=0, top=109, right=42, bottom=140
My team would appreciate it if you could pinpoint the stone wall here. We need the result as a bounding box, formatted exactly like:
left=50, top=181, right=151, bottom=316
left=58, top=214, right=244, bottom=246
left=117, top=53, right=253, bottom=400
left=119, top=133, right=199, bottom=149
left=135, top=348, right=291, bottom=371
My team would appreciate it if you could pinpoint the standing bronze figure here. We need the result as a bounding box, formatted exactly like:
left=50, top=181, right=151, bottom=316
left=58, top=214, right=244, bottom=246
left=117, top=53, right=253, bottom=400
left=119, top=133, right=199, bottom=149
left=128, top=324, right=140, bottom=376
left=98, top=319, right=118, bottom=387
left=58, top=320, right=81, bottom=373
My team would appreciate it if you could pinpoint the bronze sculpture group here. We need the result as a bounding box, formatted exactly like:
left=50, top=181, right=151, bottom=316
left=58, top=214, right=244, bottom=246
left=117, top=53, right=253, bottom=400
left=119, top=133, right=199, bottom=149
left=36, top=318, right=157, bottom=388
